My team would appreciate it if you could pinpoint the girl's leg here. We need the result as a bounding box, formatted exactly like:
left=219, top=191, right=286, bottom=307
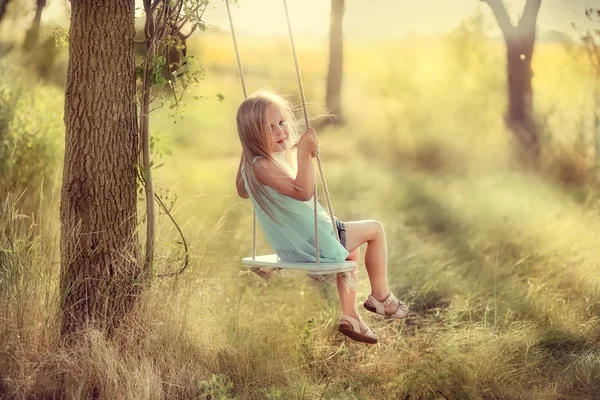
left=343, top=220, right=389, bottom=301
left=337, top=247, right=378, bottom=344
left=337, top=247, right=360, bottom=317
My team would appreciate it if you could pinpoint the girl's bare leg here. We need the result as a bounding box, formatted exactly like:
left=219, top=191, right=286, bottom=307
left=343, top=220, right=389, bottom=301
left=337, top=247, right=360, bottom=317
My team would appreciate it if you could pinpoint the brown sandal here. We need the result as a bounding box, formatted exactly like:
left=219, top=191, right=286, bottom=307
left=338, top=314, right=378, bottom=344
left=363, top=292, right=409, bottom=319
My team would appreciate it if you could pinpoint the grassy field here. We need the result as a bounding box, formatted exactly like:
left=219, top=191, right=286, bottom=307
left=2, top=14, right=600, bottom=399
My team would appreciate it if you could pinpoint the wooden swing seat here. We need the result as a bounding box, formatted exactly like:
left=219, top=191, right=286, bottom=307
left=242, top=254, right=355, bottom=275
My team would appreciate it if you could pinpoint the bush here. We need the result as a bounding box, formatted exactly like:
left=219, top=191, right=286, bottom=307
left=0, top=61, right=63, bottom=213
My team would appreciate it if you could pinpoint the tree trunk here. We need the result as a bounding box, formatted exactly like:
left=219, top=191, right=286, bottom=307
left=595, top=69, right=600, bottom=166
left=23, top=0, right=46, bottom=51
left=60, top=0, right=141, bottom=339
left=140, top=35, right=156, bottom=277
left=483, top=0, right=541, bottom=164
left=325, top=0, right=344, bottom=125
left=0, top=0, right=13, bottom=25
left=505, top=38, right=539, bottom=161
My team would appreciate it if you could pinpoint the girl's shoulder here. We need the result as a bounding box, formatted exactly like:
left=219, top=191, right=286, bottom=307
left=253, top=155, right=293, bottom=186
left=253, top=157, right=278, bottom=176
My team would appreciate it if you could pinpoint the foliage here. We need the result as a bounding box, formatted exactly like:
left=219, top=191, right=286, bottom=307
left=0, top=62, right=62, bottom=213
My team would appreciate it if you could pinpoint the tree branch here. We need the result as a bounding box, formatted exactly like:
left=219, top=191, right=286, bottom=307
left=150, top=0, right=162, bottom=14
left=173, top=0, right=185, bottom=26
left=481, top=0, right=517, bottom=41
left=135, top=169, right=192, bottom=279
left=587, top=34, right=600, bottom=69
left=174, top=1, right=204, bottom=34
left=155, top=1, right=168, bottom=33
left=182, top=25, right=198, bottom=40
left=154, top=193, right=192, bottom=278
left=519, top=0, right=541, bottom=34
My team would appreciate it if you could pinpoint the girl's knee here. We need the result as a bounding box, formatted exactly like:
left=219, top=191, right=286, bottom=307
left=369, top=220, right=385, bottom=239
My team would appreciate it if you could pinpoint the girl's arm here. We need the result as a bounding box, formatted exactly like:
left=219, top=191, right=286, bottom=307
left=236, top=155, right=249, bottom=199
left=254, top=129, right=318, bottom=202
left=254, top=154, right=315, bottom=201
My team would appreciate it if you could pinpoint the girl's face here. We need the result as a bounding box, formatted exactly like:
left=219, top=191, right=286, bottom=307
left=266, top=104, right=289, bottom=153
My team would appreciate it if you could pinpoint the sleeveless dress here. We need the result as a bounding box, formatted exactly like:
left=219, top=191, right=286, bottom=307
left=241, top=154, right=349, bottom=263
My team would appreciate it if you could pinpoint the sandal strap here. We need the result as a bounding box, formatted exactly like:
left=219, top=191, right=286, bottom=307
left=368, top=292, right=408, bottom=317
left=339, top=314, right=376, bottom=338
left=339, top=315, right=360, bottom=332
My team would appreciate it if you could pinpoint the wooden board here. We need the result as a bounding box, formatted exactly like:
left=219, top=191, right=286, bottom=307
left=242, top=254, right=355, bottom=275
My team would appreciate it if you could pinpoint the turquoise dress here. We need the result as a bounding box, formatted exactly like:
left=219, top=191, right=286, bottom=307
left=242, top=154, right=349, bottom=263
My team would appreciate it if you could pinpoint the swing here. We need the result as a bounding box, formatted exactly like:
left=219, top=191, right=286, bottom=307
left=225, top=0, right=355, bottom=275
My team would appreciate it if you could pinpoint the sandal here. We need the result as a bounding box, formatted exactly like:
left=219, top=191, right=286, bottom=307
left=338, top=314, right=378, bottom=344
left=363, top=292, right=409, bottom=319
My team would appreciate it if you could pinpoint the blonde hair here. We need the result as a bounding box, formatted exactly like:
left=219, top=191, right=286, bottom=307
left=237, top=90, right=300, bottom=220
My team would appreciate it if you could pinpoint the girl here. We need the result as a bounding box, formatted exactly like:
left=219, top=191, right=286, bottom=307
left=235, top=90, right=408, bottom=344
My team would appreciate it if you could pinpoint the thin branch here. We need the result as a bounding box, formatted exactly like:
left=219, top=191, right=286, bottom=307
left=181, top=25, right=198, bottom=40
left=154, top=193, right=191, bottom=278
left=174, top=16, right=191, bottom=34
left=588, top=35, right=600, bottom=68
left=149, top=104, right=165, bottom=114
left=150, top=91, right=160, bottom=104
left=163, top=1, right=179, bottom=28
left=173, top=0, right=185, bottom=27
left=136, top=169, right=191, bottom=279
left=165, top=193, right=177, bottom=214
left=150, top=0, right=162, bottom=13
left=175, top=2, right=204, bottom=33
left=156, top=21, right=169, bottom=40
left=198, top=4, right=207, bottom=21
left=165, top=43, right=180, bottom=106
left=155, top=1, right=168, bottom=32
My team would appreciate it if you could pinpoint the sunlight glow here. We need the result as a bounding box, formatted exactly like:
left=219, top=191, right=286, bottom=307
left=205, top=0, right=599, bottom=39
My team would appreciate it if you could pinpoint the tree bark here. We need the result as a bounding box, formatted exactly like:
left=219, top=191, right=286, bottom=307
left=60, top=0, right=141, bottom=339
left=325, top=0, right=344, bottom=125
left=23, top=0, right=47, bottom=51
left=483, top=0, right=541, bottom=163
left=505, top=37, right=538, bottom=160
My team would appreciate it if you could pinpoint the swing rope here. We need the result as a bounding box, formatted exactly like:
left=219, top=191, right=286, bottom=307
left=282, top=0, right=340, bottom=265
left=226, top=0, right=340, bottom=268
left=225, top=0, right=256, bottom=261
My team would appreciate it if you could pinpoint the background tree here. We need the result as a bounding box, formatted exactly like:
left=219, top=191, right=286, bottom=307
left=324, top=0, right=345, bottom=126
left=23, top=0, right=46, bottom=51
left=578, top=8, right=600, bottom=165
left=0, top=0, right=13, bottom=25
left=481, top=0, right=542, bottom=164
left=60, top=0, right=141, bottom=338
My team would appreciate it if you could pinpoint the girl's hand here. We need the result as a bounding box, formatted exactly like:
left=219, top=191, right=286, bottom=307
left=297, top=128, right=319, bottom=157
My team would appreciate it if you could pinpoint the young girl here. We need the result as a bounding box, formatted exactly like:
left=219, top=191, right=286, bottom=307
left=235, top=90, right=409, bottom=344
